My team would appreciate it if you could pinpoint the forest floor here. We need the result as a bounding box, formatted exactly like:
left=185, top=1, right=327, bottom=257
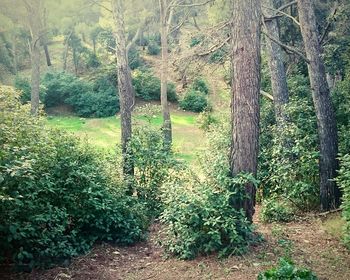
left=3, top=209, right=349, bottom=280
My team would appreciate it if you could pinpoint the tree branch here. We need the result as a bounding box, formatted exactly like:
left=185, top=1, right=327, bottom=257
left=319, top=3, right=338, bottom=46
left=263, top=5, right=300, bottom=26
left=262, top=30, right=309, bottom=63
left=89, top=0, right=112, bottom=13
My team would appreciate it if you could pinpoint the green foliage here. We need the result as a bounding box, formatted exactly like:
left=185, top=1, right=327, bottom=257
left=191, top=77, right=210, bottom=95
left=127, top=123, right=180, bottom=217
left=179, top=89, right=209, bottom=112
left=42, top=71, right=119, bottom=117
left=132, top=68, right=177, bottom=102
left=128, top=46, right=143, bottom=70
left=147, top=40, right=161, bottom=55
left=160, top=122, right=257, bottom=259
left=332, top=76, right=350, bottom=154
left=160, top=173, right=255, bottom=259
left=189, top=35, right=204, bottom=48
left=14, top=76, right=45, bottom=104
left=260, top=198, right=294, bottom=223
left=196, top=110, right=218, bottom=131
left=259, top=76, right=319, bottom=211
left=336, top=154, right=350, bottom=249
left=258, top=258, right=318, bottom=280
left=208, top=48, right=227, bottom=64
left=0, top=87, right=146, bottom=268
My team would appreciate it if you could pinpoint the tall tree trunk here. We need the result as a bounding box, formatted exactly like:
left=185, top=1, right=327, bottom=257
left=24, top=0, right=41, bottom=115
left=11, top=34, right=18, bottom=74
left=43, top=44, right=52, bottom=66
left=159, top=0, right=172, bottom=148
left=230, top=0, right=261, bottom=222
left=297, top=0, right=341, bottom=211
left=63, top=30, right=73, bottom=71
left=113, top=0, right=135, bottom=183
left=263, top=0, right=289, bottom=124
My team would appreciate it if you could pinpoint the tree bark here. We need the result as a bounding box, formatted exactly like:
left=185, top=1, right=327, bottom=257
left=230, top=0, right=261, bottom=222
left=263, top=0, right=289, bottom=124
left=297, top=0, right=341, bottom=211
left=24, top=0, right=41, bottom=115
left=160, top=0, right=172, bottom=148
left=113, top=0, right=135, bottom=182
left=63, top=30, right=73, bottom=71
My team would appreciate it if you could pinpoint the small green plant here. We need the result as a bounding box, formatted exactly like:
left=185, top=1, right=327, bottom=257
left=179, top=89, right=209, bottom=112
left=260, top=198, right=294, bottom=223
left=132, top=69, right=177, bottom=102
left=196, top=110, right=218, bottom=131
left=257, top=258, right=318, bottom=280
left=147, top=40, right=161, bottom=55
left=191, top=77, right=210, bottom=95
left=336, top=153, right=350, bottom=249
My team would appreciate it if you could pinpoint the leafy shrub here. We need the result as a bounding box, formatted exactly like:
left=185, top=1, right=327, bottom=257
left=42, top=71, right=119, bottom=117
left=332, top=76, right=350, bottom=154
left=191, top=77, right=210, bottom=95
left=336, top=154, right=350, bottom=249
left=259, top=95, right=319, bottom=211
left=196, top=110, right=218, bottom=131
left=258, top=258, right=318, bottom=280
left=260, top=198, right=294, bottom=223
left=160, top=121, right=257, bottom=259
left=209, top=48, right=227, bottom=64
left=14, top=76, right=45, bottom=104
left=161, top=173, right=255, bottom=259
left=128, top=123, right=180, bottom=217
left=147, top=40, right=161, bottom=55
left=128, top=46, right=143, bottom=70
left=132, top=69, right=177, bottom=102
left=0, top=87, right=147, bottom=268
left=179, top=89, right=209, bottom=112
left=189, top=35, right=204, bottom=48
left=42, top=71, right=91, bottom=108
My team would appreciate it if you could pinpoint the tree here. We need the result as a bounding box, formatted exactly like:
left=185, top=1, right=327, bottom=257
left=112, top=0, right=135, bottom=183
left=297, top=0, right=341, bottom=211
left=262, top=0, right=289, bottom=124
left=159, top=0, right=172, bottom=148
left=230, top=0, right=262, bottom=222
left=23, top=0, right=42, bottom=115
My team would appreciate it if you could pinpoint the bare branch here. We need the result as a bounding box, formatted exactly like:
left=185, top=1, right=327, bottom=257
left=89, top=0, right=112, bottom=13
left=171, top=0, right=214, bottom=8
left=261, top=90, right=274, bottom=101
left=262, top=30, right=309, bottom=63
left=277, top=0, right=297, bottom=12
left=263, top=5, right=300, bottom=26
left=319, top=3, right=338, bottom=45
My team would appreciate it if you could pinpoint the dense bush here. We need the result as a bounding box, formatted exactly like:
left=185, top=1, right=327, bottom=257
left=160, top=122, right=257, bottom=259
left=132, top=69, right=177, bottom=102
left=336, top=154, right=350, bottom=249
left=259, top=76, right=319, bottom=212
left=128, top=46, right=143, bottom=70
left=42, top=71, right=119, bottom=117
left=191, top=77, right=210, bottom=95
left=0, top=87, right=147, bottom=268
left=42, top=71, right=91, bottom=108
left=128, top=123, right=180, bottom=217
left=14, top=76, right=45, bottom=104
left=260, top=198, right=294, bottom=223
left=179, top=89, right=209, bottom=112
left=147, top=40, right=161, bottom=55
left=258, top=258, right=318, bottom=280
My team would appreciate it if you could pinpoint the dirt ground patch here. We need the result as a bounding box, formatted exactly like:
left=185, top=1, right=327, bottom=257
left=2, top=210, right=349, bottom=280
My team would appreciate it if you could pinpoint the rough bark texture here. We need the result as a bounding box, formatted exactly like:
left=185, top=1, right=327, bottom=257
left=263, top=0, right=289, bottom=123
left=297, top=0, right=341, bottom=211
left=113, top=0, right=135, bottom=181
left=230, top=0, right=261, bottom=222
left=159, top=0, right=172, bottom=148
left=25, top=0, right=41, bottom=116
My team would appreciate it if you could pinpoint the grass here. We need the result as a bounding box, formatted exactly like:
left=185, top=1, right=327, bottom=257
left=46, top=112, right=204, bottom=162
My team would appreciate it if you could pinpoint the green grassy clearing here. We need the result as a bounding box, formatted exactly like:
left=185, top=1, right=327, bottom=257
left=46, top=112, right=204, bottom=162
